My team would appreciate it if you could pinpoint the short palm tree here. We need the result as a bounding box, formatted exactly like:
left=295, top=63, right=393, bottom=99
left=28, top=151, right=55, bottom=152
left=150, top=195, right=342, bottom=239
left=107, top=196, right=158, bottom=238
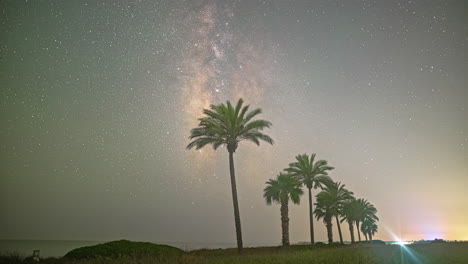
left=341, top=198, right=358, bottom=243
left=187, top=98, right=273, bottom=253
left=285, top=154, right=333, bottom=244
left=318, top=181, right=354, bottom=244
left=354, top=198, right=378, bottom=242
left=264, top=173, right=303, bottom=246
left=361, top=217, right=378, bottom=241
left=314, top=194, right=334, bottom=243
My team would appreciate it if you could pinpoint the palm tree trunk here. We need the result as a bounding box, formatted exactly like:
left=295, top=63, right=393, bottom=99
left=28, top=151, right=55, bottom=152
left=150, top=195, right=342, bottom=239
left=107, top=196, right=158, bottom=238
left=326, top=218, right=333, bottom=243
left=369, top=232, right=373, bottom=242
left=335, top=215, right=343, bottom=244
left=356, top=221, right=362, bottom=242
left=348, top=221, right=355, bottom=243
left=308, top=187, right=315, bottom=245
left=364, top=232, right=368, bottom=241
left=280, top=200, right=290, bottom=246
left=228, top=151, right=243, bottom=253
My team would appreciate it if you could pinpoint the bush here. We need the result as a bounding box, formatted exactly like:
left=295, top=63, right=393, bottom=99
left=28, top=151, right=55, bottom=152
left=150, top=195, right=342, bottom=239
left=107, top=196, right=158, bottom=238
left=63, top=240, right=184, bottom=260
left=314, top=242, right=326, bottom=247
left=371, top=240, right=386, bottom=245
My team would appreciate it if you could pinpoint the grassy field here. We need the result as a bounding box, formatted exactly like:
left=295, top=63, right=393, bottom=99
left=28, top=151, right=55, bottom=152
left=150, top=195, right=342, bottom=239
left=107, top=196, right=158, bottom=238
left=2, top=242, right=468, bottom=264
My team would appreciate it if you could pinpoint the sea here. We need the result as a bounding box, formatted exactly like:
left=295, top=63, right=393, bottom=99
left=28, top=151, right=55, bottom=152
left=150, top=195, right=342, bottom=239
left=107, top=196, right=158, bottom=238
left=0, top=240, right=279, bottom=258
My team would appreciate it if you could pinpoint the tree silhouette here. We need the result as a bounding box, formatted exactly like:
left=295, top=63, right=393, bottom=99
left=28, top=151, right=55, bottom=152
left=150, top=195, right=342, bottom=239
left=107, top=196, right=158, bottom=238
left=314, top=193, right=334, bottom=243
left=353, top=198, right=378, bottom=242
left=285, top=153, right=333, bottom=245
left=361, top=216, right=378, bottom=242
left=187, top=98, right=273, bottom=253
left=341, top=198, right=358, bottom=243
left=264, top=172, right=303, bottom=246
left=318, top=181, right=354, bottom=244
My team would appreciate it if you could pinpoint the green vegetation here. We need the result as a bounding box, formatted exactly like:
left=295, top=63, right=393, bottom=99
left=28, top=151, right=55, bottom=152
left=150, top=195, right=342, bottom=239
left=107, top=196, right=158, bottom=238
left=285, top=153, right=334, bottom=244
left=353, top=198, right=379, bottom=242
left=187, top=98, right=273, bottom=253
left=2, top=243, right=468, bottom=264
left=323, top=182, right=354, bottom=244
left=63, top=240, right=183, bottom=260
left=314, top=182, right=354, bottom=244
left=263, top=172, right=303, bottom=246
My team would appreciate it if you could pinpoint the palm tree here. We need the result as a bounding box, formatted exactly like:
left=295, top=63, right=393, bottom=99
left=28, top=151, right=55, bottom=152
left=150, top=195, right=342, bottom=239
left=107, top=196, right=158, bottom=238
left=263, top=173, right=303, bottom=246
left=354, top=198, right=378, bottom=242
left=361, top=217, right=378, bottom=242
left=285, top=154, right=333, bottom=245
left=341, top=198, right=358, bottom=243
left=187, top=98, right=273, bottom=253
left=317, top=181, right=354, bottom=244
left=314, top=194, right=334, bottom=243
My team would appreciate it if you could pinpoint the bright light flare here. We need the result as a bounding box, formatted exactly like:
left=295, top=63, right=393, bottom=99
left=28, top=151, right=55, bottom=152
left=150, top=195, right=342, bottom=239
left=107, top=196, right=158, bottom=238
left=396, top=239, right=410, bottom=246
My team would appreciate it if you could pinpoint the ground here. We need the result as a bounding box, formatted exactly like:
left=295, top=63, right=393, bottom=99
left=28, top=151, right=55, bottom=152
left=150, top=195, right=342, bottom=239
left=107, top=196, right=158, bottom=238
left=2, top=242, right=467, bottom=264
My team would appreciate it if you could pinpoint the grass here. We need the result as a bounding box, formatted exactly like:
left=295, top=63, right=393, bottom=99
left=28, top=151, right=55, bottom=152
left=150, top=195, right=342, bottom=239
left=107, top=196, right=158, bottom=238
left=1, top=242, right=467, bottom=264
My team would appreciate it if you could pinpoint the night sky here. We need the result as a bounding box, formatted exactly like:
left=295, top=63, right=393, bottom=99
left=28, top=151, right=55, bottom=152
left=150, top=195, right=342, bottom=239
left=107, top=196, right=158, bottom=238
left=1, top=0, right=467, bottom=245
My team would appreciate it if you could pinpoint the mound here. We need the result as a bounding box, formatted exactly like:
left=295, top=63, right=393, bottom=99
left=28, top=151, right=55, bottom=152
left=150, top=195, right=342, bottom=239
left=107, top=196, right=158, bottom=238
left=64, top=240, right=183, bottom=259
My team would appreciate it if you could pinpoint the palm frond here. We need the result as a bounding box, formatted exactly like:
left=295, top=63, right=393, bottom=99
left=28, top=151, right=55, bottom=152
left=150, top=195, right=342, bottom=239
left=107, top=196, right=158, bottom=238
left=187, top=98, right=273, bottom=152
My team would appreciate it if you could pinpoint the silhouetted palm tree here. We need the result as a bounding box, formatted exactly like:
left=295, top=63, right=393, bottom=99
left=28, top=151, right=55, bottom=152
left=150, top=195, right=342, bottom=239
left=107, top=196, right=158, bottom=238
left=314, top=194, right=334, bottom=243
left=264, top=173, right=303, bottom=246
left=187, top=98, right=273, bottom=253
left=318, top=181, right=354, bottom=244
left=354, top=198, right=378, bottom=242
left=361, top=217, right=378, bottom=242
left=285, top=154, right=333, bottom=245
left=341, top=198, right=358, bottom=243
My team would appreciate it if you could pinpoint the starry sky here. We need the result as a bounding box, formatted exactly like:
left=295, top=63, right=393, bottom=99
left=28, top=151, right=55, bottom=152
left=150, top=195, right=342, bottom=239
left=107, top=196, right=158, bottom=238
left=1, top=0, right=467, bottom=246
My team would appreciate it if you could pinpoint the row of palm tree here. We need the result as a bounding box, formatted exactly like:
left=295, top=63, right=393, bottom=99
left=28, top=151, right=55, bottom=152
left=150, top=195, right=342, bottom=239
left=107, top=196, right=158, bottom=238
left=264, top=155, right=379, bottom=246
left=187, top=98, right=378, bottom=252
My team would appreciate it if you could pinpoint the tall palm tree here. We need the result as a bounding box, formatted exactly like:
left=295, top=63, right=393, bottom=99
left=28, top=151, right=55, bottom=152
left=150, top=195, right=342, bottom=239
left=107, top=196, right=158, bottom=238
left=318, top=181, right=354, bottom=244
left=314, top=194, right=334, bottom=243
left=361, top=217, right=378, bottom=242
left=354, top=198, right=378, bottom=242
left=341, top=198, right=358, bottom=243
left=187, top=98, right=273, bottom=253
left=285, top=154, right=333, bottom=245
left=263, top=173, right=303, bottom=246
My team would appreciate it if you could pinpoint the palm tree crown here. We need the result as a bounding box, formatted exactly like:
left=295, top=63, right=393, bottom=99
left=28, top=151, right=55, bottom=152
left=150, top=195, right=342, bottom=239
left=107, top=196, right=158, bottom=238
left=187, top=98, right=273, bottom=153
left=319, top=182, right=354, bottom=217
left=286, top=154, right=333, bottom=189
left=264, top=173, right=303, bottom=205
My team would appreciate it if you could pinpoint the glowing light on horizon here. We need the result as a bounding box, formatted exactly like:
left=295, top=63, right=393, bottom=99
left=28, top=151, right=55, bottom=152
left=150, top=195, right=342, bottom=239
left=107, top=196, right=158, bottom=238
left=396, top=239, right=410, bottom=245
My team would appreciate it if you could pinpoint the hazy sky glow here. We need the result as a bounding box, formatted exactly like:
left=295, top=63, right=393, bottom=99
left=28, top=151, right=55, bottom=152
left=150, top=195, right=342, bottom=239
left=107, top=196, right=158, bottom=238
left=1, top=0, right=467, bottom=245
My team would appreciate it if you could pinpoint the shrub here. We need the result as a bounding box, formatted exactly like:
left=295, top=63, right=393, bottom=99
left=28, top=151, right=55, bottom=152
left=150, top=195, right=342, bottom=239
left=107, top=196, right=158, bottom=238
left=314, top=242, right=326, bottom=247
left=63, top=240, right=183, bottom=260
left=371, top=240, right=386, bottom=245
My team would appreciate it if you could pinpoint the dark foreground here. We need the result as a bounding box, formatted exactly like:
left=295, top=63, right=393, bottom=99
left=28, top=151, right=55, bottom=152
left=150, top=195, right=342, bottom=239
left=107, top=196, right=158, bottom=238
left=2, top=242, right=468, bottom=264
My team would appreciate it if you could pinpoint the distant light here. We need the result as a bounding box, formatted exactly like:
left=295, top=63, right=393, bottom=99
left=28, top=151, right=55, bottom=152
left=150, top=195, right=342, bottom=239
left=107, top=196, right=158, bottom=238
left=396, top=239, right=409, bottom=245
